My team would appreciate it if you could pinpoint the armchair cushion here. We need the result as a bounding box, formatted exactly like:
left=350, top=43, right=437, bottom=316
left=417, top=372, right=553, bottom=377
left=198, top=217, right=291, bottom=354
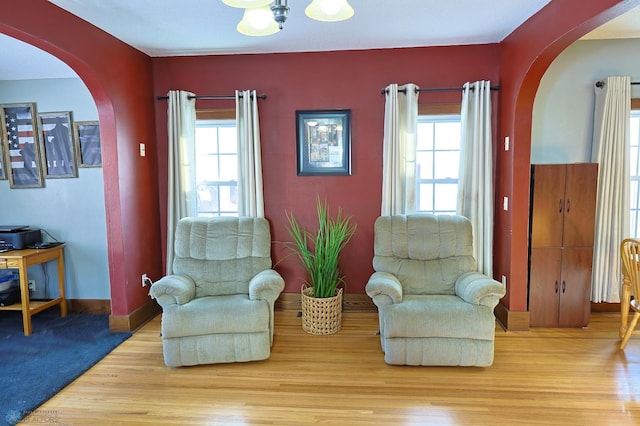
left=382, top=295, right=496, bottom=341
left=455, top=272, right=505, bottom=309
left=161, top=295, right=269, bottom=339
left=173, top=217, right=272, bottom=297
left=249, top=269, right=286, bottom=303
left=150, top=275, right=196, bottom=307
left=373, top=214, right=476, bottom=295
left=365, top=271, right=403, bottom=307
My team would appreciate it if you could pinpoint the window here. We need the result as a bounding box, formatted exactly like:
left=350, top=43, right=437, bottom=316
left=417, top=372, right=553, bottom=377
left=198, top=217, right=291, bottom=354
left=416, top=114, right=461, bottom=214
left=194, top=119, right=238, bottom=217
left=630, top=108, right=640, bottom=237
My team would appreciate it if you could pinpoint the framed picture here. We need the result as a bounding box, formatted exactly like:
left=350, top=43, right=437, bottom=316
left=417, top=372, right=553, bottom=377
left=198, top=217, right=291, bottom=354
left=296, top=109, right=351, bottom=176
left=0, top=135, right=5, bottom=180
left=1, top=103, right=45, bottom=188
left=39, top=111, right=78, bottom=178
left=74, top=121, right=102, bottom=167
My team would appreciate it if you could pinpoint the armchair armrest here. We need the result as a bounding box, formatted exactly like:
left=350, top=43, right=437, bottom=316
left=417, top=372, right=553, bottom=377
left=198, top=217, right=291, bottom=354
left=149, top=275, right=196, bottom=308
left=455, top=272, right=506, bottom=309
left=249, top=269, right=285, bottom=303
left=365, top=271, right=403, bottom=307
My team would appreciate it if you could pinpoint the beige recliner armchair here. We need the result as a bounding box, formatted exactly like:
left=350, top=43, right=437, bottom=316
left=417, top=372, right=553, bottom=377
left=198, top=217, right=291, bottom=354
left=365, top=214, right=505, bottom=367
left=150, top=217, right=284, bottom=367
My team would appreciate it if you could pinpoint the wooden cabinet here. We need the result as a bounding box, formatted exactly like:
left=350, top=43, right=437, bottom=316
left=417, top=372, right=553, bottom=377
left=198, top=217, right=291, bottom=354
left=528, top=163, right=598, bottom=327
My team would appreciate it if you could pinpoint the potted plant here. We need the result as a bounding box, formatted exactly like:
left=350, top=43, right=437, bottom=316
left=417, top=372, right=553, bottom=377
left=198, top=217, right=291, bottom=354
left=284, top=196, right=357, bottom=335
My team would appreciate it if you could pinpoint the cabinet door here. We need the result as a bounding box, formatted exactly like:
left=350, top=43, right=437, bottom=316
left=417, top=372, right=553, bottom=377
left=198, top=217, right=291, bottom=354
left=529, top=248, right=562, bottom=327
left=530, top=165, right=566, bottom=248
left=558, top=247, right=593, bottom=327
left=563, top=163, right=598, bottom=247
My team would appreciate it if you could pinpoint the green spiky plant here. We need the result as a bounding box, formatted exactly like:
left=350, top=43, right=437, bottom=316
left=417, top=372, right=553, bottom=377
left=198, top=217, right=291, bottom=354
left=285, top=196, right=357, bottom=298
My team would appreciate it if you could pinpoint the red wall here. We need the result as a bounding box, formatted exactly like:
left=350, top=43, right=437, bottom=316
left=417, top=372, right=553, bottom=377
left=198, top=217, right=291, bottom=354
left=152, top=46, right=500, bottom=294
left=4, top=0, right=640, bottom=321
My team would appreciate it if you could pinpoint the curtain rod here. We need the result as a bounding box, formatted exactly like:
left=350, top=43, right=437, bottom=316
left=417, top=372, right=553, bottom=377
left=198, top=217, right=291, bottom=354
left=156, top=93, right=267, bottom=100
left=379, top=85, right=500, bottom=94
left=595, top=80, right=640, bottom=88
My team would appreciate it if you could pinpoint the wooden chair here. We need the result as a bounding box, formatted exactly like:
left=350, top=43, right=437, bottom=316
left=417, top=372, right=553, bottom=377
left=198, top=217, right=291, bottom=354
left=619, top=238, right=640, bottom=349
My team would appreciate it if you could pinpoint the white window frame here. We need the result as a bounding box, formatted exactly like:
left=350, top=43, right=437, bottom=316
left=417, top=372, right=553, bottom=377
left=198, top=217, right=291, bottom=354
left=416, top=114, right=461, bottom=215
left=194, top=118, right=238, bottom=217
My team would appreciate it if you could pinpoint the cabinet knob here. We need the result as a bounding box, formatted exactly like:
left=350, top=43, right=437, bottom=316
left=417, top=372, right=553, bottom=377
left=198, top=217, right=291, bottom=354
left=566, top=199, right=571, bottom=213
left=555, top=280, right=559, bottom=293
left=559, top=199, right=563, bottom=213
left=562, top=280, right=566, bottom=293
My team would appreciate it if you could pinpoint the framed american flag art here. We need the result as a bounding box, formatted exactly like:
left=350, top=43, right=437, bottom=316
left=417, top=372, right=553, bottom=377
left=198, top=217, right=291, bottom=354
left=1, top=103, right=45, bottom=188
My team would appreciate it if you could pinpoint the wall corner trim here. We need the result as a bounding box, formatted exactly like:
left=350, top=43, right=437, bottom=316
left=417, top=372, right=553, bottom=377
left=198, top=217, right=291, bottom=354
left=109, top=299, right=160, bottom=332
left=495, top=302, right=530, bottom=331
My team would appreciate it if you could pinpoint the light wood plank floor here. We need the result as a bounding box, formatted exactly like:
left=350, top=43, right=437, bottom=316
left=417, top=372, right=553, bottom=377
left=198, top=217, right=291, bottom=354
left=22, top=311, right=640, bottom=425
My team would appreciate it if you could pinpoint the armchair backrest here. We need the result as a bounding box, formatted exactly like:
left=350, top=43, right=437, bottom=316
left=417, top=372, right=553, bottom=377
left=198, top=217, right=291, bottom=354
left=173, top=216, right=272, bottom=298
left=373, top=214, right=477, bottom=295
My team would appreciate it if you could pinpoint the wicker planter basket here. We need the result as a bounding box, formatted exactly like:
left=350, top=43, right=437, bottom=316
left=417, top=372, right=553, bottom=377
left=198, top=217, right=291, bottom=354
left=301, top=286, right=343, bottom=335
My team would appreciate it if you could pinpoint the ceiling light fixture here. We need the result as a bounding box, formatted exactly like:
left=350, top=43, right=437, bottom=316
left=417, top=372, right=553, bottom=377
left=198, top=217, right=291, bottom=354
left=222, top=0, right=354, bottom=36
left=222, top=0, right=271, bottom=8
left=305, top=0, right=354, bottom=22
left=270, top=0, right=290, bottom=30
left=237, top=5, right=280, bottom=36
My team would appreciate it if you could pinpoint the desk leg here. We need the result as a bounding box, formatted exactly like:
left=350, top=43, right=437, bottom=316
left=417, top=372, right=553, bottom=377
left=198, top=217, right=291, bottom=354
left=57, top=248, right=67, bottom=317
left=17, top=258, right=32, bottom=336
left=621, top=275, right=631, bottom=339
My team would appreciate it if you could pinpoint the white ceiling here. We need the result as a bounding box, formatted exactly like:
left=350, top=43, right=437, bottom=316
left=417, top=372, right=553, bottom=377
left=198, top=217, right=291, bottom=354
left=46, top=0, right=554, bottom=56
left=580, top=4, right=640, bottom=40
left=0, top=1, right=638, bottom=81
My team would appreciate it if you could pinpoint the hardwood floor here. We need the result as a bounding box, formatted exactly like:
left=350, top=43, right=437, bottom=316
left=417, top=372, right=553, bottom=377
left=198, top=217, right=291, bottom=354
left=22, top=311, right=640, bottom=425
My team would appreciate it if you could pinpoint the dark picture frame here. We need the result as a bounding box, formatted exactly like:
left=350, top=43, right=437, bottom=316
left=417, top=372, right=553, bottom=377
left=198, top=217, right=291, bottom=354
left=0, top=134, right=5, bottom=180
left=1, top=103, right=45, bottom=188
left=296, top=109, right=351, bottom=176
left=39, top=111, right=79, bottom=178
left=74, top=121, right=102, bottom=167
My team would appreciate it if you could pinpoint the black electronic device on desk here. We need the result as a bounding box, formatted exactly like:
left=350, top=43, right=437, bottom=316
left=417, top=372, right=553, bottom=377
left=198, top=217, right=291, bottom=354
left=30, top=241, right=64, bottom=249
left=0, top=226, right=42, bottom=251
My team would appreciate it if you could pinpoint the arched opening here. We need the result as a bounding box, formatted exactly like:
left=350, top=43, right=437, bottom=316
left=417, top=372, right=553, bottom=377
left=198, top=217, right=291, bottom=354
left=0, top=34, right=110, bottom=308
left=0, top=2, right=162, bottom=330
left=495, top=0, right=640, bottom=330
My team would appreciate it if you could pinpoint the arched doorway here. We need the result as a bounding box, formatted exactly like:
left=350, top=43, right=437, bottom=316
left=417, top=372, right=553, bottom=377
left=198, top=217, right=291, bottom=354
left=494, top=0, right=640, bottom=330
left=0, top=34, right=111, bottom=308
left=0, top=2, right=163, bottom=330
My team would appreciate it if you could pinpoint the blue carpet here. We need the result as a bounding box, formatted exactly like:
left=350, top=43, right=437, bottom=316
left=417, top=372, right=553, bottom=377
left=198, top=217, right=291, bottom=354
left=0, top=309, right=131, bottom=425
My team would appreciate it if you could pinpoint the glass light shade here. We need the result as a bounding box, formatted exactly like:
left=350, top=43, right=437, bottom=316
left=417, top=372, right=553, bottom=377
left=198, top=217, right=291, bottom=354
left=237, top=6, right=279, bottom=36
left=305, top=0, right=354, bottom=22
left=222, top=0, right=271, bottom=8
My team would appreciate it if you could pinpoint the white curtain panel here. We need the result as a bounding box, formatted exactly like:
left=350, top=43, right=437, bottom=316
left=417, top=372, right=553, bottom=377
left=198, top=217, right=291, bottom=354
left=381, top=83, right=419, bottom=215
left=166, top=90, right=196, bottom=275
left=236, top=90, right=265, bottom=218
left=457, top=80, right=494, bottom=277
left=591, top=76, right=631, bottom=303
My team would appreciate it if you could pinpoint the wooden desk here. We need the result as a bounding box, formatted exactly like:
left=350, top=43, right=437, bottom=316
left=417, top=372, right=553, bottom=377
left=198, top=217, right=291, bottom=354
left=0, top=245, right=67, bottom=335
